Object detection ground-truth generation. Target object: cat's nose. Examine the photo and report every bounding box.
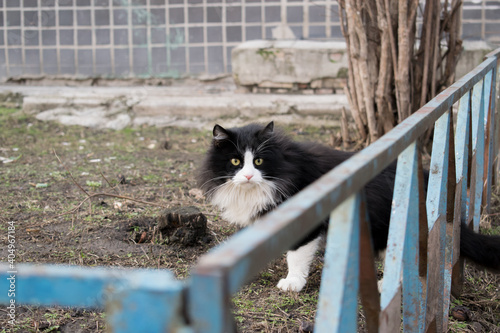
[244,175,253,180]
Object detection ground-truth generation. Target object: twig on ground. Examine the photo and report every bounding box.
[140,246,151,260]
[53,150,90,197]
[234,312,287,324]
[99,170,120,195]
[56,192,170,217]
[53,150,170,217]
[484,211,500,217]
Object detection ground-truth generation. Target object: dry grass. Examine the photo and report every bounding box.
[447,189,500,333]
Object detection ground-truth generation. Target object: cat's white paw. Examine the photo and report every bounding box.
[277,276,306,292]
[377,278,384,293]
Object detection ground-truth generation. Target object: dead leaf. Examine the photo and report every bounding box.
[188,188,204,200]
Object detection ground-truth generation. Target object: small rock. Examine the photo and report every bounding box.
[451,305,471,321]
[315,88,334,95]
[138,231,148,244]
[117,174,127,184]
[300,321,314,332]
[162,141,171,150]
[188,188,204,200]
[157,206,209,246]
[470,322,484,332]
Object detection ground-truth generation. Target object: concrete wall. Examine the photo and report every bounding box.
[0,0,499,82]
[231,39,496,93]
[232,40,348,93]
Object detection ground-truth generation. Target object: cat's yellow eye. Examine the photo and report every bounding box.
[254,158,263,166]
[231,158,241,166]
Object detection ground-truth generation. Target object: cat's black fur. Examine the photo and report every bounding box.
[199,121,500,272]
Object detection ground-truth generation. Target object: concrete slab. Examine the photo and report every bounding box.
[0,81,348,130]
[232,40,348,88]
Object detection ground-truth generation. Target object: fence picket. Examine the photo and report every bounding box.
[315,194,362,333]
[443,106,457,333]
[425,110,453,332]
[470,77,487,230]
[455,92,472,227]
[190,270,235,333]
[451,91,472,296]
[483,67,497,212]
[380,143,418,332]
[358,196,381,333]
[395,143,426,332]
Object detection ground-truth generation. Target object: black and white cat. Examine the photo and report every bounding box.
[198,121,500,292]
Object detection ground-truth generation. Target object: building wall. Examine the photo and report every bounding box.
[0,0,499,81]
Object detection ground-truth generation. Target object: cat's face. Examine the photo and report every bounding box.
[199,121,287,226]
[215,123,273,183]
[227,150,266,186]
[205,121,280,188]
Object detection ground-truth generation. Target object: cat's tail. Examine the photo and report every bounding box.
[460,222,500,272]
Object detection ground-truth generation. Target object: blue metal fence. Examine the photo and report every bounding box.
[1,48,499,332]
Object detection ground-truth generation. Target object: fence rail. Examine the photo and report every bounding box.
[1,48,499,332]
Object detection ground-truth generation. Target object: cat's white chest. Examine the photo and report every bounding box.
[211,183,276,226]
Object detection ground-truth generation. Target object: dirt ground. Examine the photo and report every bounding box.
[0,107,499,332]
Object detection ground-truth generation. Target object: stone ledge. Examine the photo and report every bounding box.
[1,85,348,130]
[232,40,348,93]
[232,39,497,94]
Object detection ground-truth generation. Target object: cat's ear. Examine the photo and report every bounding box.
[264,121,274,134]
[258,121,274,139]
[213,124,229,142]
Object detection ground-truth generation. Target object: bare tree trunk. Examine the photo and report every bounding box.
[342,0,381,143]
[339,0,463,142]
[443,0,463,87]
[418,0,436,109]
[430,0,442,99]
[375,0,396,133]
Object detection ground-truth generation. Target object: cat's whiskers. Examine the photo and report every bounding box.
[266,185,284,206]
[204,180,232,198]
[219,136,240,153]
[199,175,232,192]
[263,175,296,188]
[256,137,273,154]
[236,136,243,155]
[272,184,291,201]
[262,175,298,198]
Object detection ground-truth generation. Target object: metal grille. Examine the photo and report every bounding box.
[462,0,500,42]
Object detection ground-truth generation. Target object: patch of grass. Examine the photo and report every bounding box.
[85,180,102,188]
[448,321,469,330]
[483,224,500,236]
[0,107,18,117]
[142,173,161,182]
